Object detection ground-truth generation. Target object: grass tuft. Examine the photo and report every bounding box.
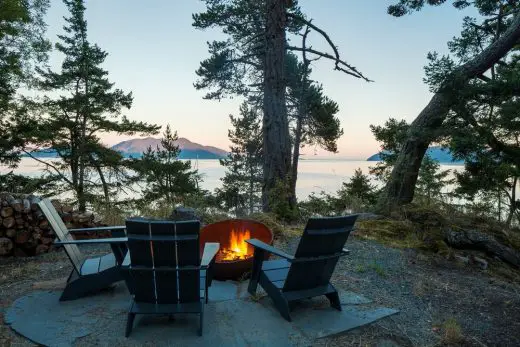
[441,317,465,345]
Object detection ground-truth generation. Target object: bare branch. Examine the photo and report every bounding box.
[288,46,372,81]
[287,13,372,82]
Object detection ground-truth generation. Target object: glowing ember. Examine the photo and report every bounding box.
[217,229,251,262]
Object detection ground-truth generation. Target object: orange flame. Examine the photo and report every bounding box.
[219,229,251,261]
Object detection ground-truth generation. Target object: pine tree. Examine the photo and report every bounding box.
[380,0,520,212]
[194,0,369,213]
[217,102,263,215]
[415,155,453,206]
[26,0,159,211]
[133,125,200,206]
[286,52,343,206]
[340,168,376,206]
[0,0,49,167]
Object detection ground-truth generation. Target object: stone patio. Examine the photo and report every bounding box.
[5,281,398,346]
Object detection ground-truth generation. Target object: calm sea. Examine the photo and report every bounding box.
[3,157,464,200]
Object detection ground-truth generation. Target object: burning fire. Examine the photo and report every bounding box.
[218,229,251,261]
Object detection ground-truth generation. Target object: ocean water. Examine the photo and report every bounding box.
[3,157,464,200]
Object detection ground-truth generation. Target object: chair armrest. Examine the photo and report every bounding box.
[200,242,220,268]
[246,239,294,261]
[68,225,126,233]
[54,237,128,245]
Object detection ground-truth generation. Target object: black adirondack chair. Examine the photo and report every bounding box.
[122,218,219,337]
[246,215,358,321]
[38,199,128,301]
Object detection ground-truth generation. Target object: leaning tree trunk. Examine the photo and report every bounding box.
[378,12,520,213]
[262,0,291,211]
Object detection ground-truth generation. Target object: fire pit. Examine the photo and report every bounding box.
[200,219,273,280]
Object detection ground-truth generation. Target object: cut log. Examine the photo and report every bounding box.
[30,196,41,211]
[61,212,73,223]
[10,198,23,212]
[40,237,54,245]
[14,230,31,244]
[443,227,520,268]
[5,229,16,238]
[13,248,27,257]
[0,237,13,256]
[39,219,49,229]
[3,217,15,229]
[1,207,13,218]
[35,244,49,255]
[23,198,31,213]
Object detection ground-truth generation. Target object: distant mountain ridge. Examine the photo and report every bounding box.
[367,146,463,164]
[23,137,228,160]
[111,137,228,159]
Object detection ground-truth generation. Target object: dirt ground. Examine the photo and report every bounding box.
[1,237,519,347]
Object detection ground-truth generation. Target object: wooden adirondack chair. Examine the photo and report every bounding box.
[246,215,358,321]
[38,199,128,301]
[122,218,219,337]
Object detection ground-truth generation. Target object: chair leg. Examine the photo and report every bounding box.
[125,313,136,337]
[248,248,265,295]
[205,284,209,304]
[198,308,204,336]
[326,291,342,311]
[276,297,292,322]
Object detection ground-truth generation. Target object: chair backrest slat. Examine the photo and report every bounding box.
[175,221,200,303]
[283,215,358,292]
[38,199,84,273]
[125,218,201,305]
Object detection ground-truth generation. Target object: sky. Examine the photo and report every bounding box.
[43,0,476,159]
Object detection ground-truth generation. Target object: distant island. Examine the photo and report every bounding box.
[23,137,229,160]
[367,146,463,164]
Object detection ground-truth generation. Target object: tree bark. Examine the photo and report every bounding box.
[378,12,520,213]
[262,0,291,211]
[289,107,304,208]
[443,227,520,268]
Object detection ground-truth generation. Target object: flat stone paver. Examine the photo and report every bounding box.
[5,281,398,346]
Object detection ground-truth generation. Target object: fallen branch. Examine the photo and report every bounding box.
[443,227,520,268]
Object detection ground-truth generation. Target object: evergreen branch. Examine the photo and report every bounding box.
[287,13,372,82]
[21,149,73,185]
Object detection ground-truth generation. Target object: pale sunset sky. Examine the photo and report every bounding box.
[43,0,475,159]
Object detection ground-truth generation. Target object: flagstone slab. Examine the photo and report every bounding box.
[5,281,398,346]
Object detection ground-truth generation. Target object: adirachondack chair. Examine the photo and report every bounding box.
[38,198,128,301]
[246,215,358,321]
[122,218,219,337]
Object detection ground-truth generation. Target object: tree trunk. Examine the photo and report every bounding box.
[378,12,520,213]
[262,0,291,211]
[506,177,517,227]
[289,108,304,208]
[91,155,110,206]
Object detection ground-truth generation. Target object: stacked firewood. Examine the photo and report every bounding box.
[0,193,100,257]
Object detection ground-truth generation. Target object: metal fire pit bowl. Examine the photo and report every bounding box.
[200,219,273,280]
